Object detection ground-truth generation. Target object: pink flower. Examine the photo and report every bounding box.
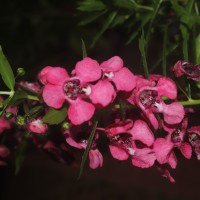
[28,119,48,134]
[0,144,10,166]
[172,60,200,81]
[101,119,156,168]
[187,126,200,159]
[153,118,192,168]
[64,125,103,169]
[19,81,41,93]
[100,56,136,92]
[128,75,184,129]
[39,57,102,125]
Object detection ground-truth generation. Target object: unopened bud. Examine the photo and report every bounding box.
[62,122,70,130]
[5,112,14,120]
[17,68,25,76]
[16,115,26,126]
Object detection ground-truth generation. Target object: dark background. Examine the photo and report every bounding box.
[1,1,200,199]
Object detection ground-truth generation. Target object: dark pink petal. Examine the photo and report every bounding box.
[75,57,101,83]
[109,145,129,160]
[89,149,103,169]
[111,67,136,92]
[162,102,185,125]
[153,138,174,164]
[157,165,175,183]
[168,152,177,169]
[143,109,159,130]
[0,145,10,158]
[131,120,154,146]
[65,137,83,149]
[89,80,116,107]
[46,67,69,85]
[0,117,11,134]
[68,98,95,125]
[132,148,156,168]
[38,66,53,85]
[157,77,177,99]
[100,56,123,72]
[172,60,184,77]
[43,84,65,109]
[180,142,192,159]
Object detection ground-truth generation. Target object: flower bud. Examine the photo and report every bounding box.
[16,115,26,126]
[17,68,25,76]
[4,112,14,120]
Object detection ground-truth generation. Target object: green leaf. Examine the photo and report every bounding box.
[139,30,149,79]
[195,34,200,64]
[77,0,106,12]
[0,95,13,118]
[0,46,15,90]
[42,107,67,125]
[78,120,98,179]
[91,11,117,47]
[15,131,30,175]
[81,39,87,58]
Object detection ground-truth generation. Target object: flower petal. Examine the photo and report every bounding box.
[42,84,65,109]
[168,152,177,169]
[132,148,156,168]
[109,145,129,160]
[157,77,177,99]
[46,67,69,85]
[100,56,123,72]
[89,149,103,169]
[111,67,136,92]
[75,57,101,82]
[68,98,95,125]
[163,102,185,125]
[180,142,192,159]
[153,138,174,164]
[131,120,154,146]
[89,80,116,107]
[38,66,53,85]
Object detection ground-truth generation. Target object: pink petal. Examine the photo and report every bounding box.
[132,148,156,168]
[163,102,185,125]
[43,84,65,109]
[168,152,177,169]
[157,165,175,183]
[68,98,95,125]
[65,137,83,149]
[38,66,53,85]
[89,149,103,169]
[89,80,116,107]
[143,109,159,130]
[111,67,136,92]
[46,67,69,85]
[172,60,184,77]
[180,142,192,159]
[100,56,123,72]
[157,77,177,99]
[0,117,11,134]
[28,119,48,134]
[153,138,174,164]
[131,120,154,146]
[109,145,129,160]
[75,57,101,83]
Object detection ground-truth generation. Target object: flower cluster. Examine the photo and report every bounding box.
[1,55,200,183]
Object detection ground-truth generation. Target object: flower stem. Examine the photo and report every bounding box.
[179,99,200,106]
[0,91,13,95]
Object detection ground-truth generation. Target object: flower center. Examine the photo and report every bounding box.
[188,133,200,148]
[182,62,200,77]
[139,90,158,109]
[111,133,134,155]
[63,79,82,100]
[171,129,182,144]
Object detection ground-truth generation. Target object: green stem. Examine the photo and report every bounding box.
[179,99,200,106]
[0,91,13,95]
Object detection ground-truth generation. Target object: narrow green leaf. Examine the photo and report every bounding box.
[0,46,15,90]
[15,131,30,175]
[0,95,13,118]
[81,39,87,58]
[77,0,106,12]
[42,107,67,125]
[78,120,98,179]
[91,11,117,47]
[195,34,200,64]
[139,30,149,79]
